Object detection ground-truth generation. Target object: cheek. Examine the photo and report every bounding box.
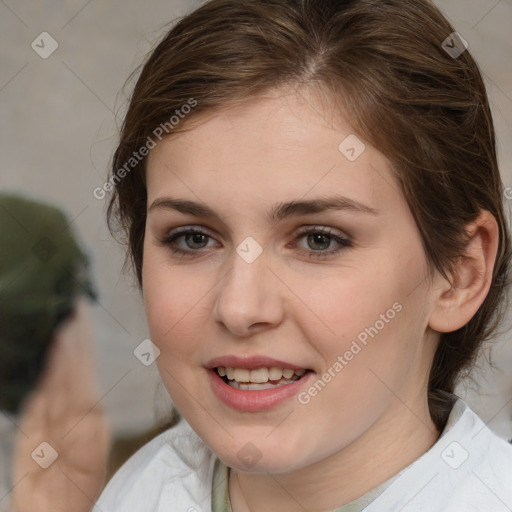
[298,265,401,343]
[142,249,207,361]
[300,251,427,379]
[142,256,212,412]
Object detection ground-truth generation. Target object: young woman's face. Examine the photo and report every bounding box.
[143,88,441,473]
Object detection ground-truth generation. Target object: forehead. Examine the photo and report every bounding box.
[145,89,402,218]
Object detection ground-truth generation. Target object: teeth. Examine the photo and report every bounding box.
[228,380,297,391]
[269,367,283,381]
[234,369,250,382]
[249,368,269,383]
[282,368,294,379]
[216,366,307,384]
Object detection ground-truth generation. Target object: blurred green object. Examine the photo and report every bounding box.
[0,193,97,413]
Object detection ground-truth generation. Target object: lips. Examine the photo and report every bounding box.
[205,355,313,412]
[205,355,309,371]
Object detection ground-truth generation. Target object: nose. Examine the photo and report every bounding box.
[212,247,285,337]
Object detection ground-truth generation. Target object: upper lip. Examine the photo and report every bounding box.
[205,355,309,371]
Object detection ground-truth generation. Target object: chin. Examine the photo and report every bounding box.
[207,436,311,474]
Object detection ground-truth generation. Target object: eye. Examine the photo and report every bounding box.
[293,226,352,259]
[160,227,219,256]
[160,225,352,259]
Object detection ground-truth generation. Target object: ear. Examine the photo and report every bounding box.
[428,210,499,333]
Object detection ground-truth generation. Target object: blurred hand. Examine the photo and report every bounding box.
[11,298,110,512]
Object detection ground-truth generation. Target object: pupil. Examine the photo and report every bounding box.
[308,234,329,250]
[187,233,207,248]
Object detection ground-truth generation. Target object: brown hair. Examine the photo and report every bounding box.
[107,0,511,429]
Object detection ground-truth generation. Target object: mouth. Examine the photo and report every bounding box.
[205,355,314,411]
[215,366,310,391]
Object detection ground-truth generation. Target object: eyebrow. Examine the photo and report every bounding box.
[148,195,379,223]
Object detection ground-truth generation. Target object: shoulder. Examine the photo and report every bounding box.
[443,409,512,511]
[367,398,512,512]
[94,418,215,512]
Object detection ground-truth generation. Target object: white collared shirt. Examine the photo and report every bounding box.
[95,398,512,511]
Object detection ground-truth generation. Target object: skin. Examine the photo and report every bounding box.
[11,298,109,512]
[142,86,498,511]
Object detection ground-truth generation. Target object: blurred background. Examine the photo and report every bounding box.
[0,0,511,469]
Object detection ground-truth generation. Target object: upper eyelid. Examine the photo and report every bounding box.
[162,224,349,240]
[162,225,217,241]
[162,225,351,249]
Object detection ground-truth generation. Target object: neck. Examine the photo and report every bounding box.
[229,396,440,512]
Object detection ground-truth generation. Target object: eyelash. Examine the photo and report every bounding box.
[160,226,352,259]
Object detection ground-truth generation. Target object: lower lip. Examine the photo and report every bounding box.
[208,369,313,412]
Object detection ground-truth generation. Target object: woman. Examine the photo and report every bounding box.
[96,0,512,510]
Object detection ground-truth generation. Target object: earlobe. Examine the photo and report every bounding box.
[428,210,499,333]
